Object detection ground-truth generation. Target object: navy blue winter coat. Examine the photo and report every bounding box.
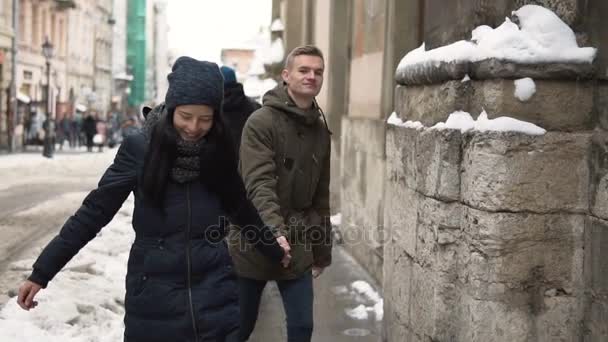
[28,131,284,341]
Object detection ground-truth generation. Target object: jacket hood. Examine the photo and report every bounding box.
[142,102,166,137]
[262,84,320,125]
[223,83,249,112]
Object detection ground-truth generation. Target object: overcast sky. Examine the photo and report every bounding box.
[167,0,272,63]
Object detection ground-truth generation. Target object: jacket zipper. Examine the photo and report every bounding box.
[186,185,200,341]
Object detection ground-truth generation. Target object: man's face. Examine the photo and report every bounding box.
[282,55,324,99]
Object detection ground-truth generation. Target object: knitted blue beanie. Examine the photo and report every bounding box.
[165,56,224,113]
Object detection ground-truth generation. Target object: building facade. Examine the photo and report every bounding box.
[17,0,71,146]
[111,0,130,112]
[0,0,14,149]
[126,0,146,108]
[151,0,168,105]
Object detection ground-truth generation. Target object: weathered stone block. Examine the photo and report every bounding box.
[415,129,462,201]
[470,79,595,131]
[395,82,473,126]
[384,173,417,257]
[408,264,435,338]
[462,207,585,299]
[585,217,608,294]
[415,195,463,270]
[383,242,413,331]
[590,131,608,220]
[386,124,418,192]
[386,125,462,201]
[462,132,591,213]
[585,300,608,342]
[595,83,608,131]
[537,296,584,342]
[461,295,533,342]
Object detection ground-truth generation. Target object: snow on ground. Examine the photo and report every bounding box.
[0,148,116,191]
[0,196,135,342]
[514,77,537,101]
[344,280,384,322]
[397,5,597,72]
[330,213,342,226]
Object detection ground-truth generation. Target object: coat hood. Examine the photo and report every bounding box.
[262,84,320,125]
[223,83,250,112]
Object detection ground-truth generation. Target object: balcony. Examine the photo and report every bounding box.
[55,0,76,10]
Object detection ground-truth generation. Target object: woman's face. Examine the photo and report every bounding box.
[173,104,214,142]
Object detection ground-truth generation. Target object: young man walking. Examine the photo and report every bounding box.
[230,45,333,342]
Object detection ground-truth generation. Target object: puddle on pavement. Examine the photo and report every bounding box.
[343,328,371,337]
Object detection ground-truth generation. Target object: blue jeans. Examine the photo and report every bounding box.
[238,273,314,342]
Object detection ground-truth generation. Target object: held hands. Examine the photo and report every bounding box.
[17,280,42,311]
[277,236,292,268]
[312,266,324,279]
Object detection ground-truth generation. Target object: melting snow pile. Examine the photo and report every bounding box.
[344,281,384,322]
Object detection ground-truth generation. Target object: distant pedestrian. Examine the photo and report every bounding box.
[220,66,261,155]
[82,113,97,152]
[95,116,107,152]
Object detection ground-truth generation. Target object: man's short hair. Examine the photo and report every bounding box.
[284,45,324,69]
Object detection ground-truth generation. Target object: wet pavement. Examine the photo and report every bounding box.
[248,246,383,342]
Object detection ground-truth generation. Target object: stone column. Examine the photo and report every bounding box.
[383,2,608,341]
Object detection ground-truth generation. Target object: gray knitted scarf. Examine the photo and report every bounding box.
[171,137,204,184]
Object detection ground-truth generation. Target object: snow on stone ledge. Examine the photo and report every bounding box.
[387,112,424,129]
[397,5,597,74]
[432,110,546,135]
[514,77,536,101]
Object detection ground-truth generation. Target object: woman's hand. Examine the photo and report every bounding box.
[277,236,292,268]
[17,280,42,311]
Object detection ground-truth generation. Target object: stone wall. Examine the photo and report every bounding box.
[384,0,608,338]
[384,120,607,341]
[340,117,386,283]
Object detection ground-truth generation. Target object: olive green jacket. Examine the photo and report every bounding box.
[228,85,332,280]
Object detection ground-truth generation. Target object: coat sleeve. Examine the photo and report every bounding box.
[239,111,287,238]
[28,133,141,288]
[216,158,285,263]
[311,141,332,268]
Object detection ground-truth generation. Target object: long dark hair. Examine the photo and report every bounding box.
[141,106,236,208]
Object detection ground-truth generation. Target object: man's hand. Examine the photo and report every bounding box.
[17,280,42,311]
[277,236,291,268]
[312,266,324,279]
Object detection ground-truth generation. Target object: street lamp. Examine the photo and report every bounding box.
[42,36,54,158]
